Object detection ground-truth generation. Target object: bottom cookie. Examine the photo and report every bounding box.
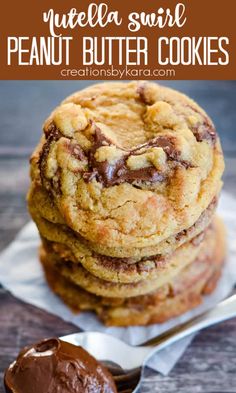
[40,219,226,326]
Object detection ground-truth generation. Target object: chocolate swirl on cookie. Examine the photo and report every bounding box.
[83,127,166,187]
[82,125,192,187]
[186,104,217,144]
[38,123,63,192]
[39,123,62,167]
[191,120,216,144]
[137,82,155,105]
[40,121,193,189]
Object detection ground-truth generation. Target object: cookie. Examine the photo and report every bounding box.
[39,217,224,298]
[28,180,218,260]
[40,217,225,326]
[31,81,224,250]
[40,220,216,284]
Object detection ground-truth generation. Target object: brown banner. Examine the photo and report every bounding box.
[0,0,235,80]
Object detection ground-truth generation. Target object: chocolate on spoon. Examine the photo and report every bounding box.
[4,337,117,393]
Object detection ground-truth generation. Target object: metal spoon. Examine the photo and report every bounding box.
[61,293,236,392]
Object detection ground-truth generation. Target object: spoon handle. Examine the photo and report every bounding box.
[143,293,236,359]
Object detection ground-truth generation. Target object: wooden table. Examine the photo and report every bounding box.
[0,81,236,392]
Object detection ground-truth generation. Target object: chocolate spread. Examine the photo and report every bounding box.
[186,104,216,144]
[4,338,117,393]
[40,114,212,189]
[192,120,216,144]
[82,125,192,187]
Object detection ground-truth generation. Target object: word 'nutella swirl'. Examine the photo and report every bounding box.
[4,338,117,393]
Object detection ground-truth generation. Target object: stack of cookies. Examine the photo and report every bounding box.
[28,81,225,326]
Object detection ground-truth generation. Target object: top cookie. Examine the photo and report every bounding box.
[35,81,224,249]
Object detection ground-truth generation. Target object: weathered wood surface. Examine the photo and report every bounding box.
[0,81,236,393]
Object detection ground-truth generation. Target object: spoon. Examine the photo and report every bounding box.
[61,293,236,392]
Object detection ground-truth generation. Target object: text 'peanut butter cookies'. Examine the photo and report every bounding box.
[35,81,224,249]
